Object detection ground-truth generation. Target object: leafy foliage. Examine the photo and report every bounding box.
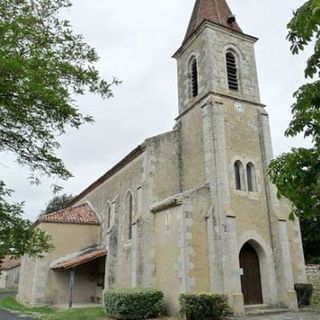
[104,288,165,320]
[287,0,320,78]
[300,213,320,263]
[179,293,230,320]
[269,148,320,220]
[42,193,73,215]
[268,0,320,262]
[0,182,53,259]
[0,0,116,258]
[0,0,117,183]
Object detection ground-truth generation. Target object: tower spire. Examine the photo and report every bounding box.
[184,0,242,42]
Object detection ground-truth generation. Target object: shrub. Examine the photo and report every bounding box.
[294,283,313,307]
[104,288,165,320]
[179,292,230,320]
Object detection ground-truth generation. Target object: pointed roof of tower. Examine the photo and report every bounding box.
[184,0,242,42]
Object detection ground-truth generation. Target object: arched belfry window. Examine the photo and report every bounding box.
[226,51,239,91]
[234,160,245,191]
[247,162,257,192]
[126,192,133,240]
[190,57,198,98]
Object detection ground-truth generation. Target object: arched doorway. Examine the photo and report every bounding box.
[239,242,263,305]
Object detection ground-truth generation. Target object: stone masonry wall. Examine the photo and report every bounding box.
[306,265,320,305]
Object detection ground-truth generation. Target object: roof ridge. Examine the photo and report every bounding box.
[213,0,221,24]
[194,0,201,32]
[42,202,88,218]
[67,144,145,208]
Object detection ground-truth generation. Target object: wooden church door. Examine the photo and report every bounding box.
[239,243,263,305]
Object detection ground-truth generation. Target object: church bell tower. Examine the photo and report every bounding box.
[173,0,306,315]
[173,0,261,115]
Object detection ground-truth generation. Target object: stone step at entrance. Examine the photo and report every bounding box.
[245,304,289,316]
[227,305,289,319]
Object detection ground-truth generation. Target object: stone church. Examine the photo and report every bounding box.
[18,0,308,316]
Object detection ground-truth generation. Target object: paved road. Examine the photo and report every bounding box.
[0,292,33,320]
[0,309,33,320]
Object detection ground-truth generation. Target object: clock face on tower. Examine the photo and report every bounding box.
[235,102,244,113]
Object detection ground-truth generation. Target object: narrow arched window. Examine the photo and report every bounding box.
[226,51,239,91]
[247,162,257,192]
[106,204,111,230]
[234,160,245,191]
[126,192,133,240]
[190,57,198,97]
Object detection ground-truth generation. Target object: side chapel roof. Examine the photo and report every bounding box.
[37,203,100,226]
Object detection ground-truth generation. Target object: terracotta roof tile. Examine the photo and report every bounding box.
[51,248,107,270]
[0,256,21,271]
[38,203,100,226]
[184,0,242,42]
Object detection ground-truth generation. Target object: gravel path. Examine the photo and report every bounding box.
[232,311,320,320]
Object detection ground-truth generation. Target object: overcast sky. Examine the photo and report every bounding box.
[1,0,311,220]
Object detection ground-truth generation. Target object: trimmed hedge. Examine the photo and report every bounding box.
[294,283,313,307]
[104,288,165,320]
[179,293,230,320]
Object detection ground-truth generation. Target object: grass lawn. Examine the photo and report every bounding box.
[45,308,106,320]
[0,297,106,320]
[0,297,177,320]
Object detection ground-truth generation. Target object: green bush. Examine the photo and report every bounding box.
[294,283,314,307]
[104,288,165,320]
[179,293,230,320]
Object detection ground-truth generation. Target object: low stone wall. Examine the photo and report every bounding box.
[306,265,320,305]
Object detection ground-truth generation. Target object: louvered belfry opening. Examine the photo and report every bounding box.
[226,52,239,91]
[191,58,198,97]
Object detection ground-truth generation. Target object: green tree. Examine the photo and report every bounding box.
[300,214,320,263]
[42,193,73,215]
[268,0,320,262]
[0,0,117,259]
[0,182,53,259]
